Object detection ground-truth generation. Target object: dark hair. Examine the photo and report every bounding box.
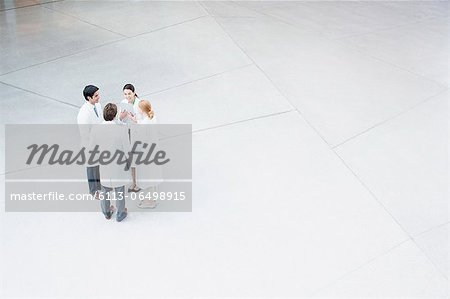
[123,83,138,98]
[83,85,99,101]
[103,103,117,121]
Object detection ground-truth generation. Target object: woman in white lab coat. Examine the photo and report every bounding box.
[121,83,141,192]
[121,83,140,120]
[131,99,161,209]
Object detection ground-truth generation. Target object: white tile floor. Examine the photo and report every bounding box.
[0,1,448,298]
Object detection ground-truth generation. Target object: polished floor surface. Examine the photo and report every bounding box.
[0,0,448,298]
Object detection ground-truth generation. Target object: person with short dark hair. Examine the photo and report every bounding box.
[103,102,117,122]
[77,85,102,198]
[90,103,130,222]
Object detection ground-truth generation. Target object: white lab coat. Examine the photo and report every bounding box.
[130,115,163,188]
[89,121,131,188]
[120,98,142,124]
[77,101,103,148]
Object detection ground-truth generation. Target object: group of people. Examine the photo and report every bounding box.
[77,84,158,222]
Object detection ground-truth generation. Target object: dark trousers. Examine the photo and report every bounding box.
[86,166,101,196]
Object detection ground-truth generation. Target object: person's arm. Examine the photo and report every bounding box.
[128,112,137,123]
[119,110,128,121]
[77,109,91,148]
[77,107,89,124]
[115,111,128,125]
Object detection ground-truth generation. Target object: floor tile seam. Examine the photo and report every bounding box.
[0,37,129,77]
[308,238,412,296]
[413,221,450,239]
[410,237,450,282]
[0,14,210,77]
[231,1,448,88]
[334,14,450,41]
[43,5,128,37]
[0,81,80,109]
[0,0,63,12]
[332,150,413,239]
[140,63,255,98]
[227,4,449,150]
[208,6,334,149]
[331,87,449,149]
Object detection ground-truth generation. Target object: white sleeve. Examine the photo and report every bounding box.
[77,108,89,125]
[77,108,90,148]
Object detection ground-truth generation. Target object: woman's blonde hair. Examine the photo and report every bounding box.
[138,99,154,119]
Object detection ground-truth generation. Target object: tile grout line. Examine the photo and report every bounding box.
[203,4,429,249]
[413,221,450,238]
[130,15,209,39]
[335,15,448,41]
[3,64,255,111]
[309,238,412,296]
[227,0,448,149]
[333,151,413,239]
[332,87,449,149]
[0,0,63,12]
[297,0,445,42]
[310,149,449,294]
[330,0,448,41]
[229,2,449,148]
[333,37,448,89]
[0,110,297,176]
[205,3,333,149]
[0,81,79,109]
[220,3,448,283]
[235,5,450,272]
[411,238,450,282]
[140,63,255,98]
[332,149,449,282]
[157,109,296,141]
[206,10,434,287]
[191,109,296,136]
[411,220,450,281]
[197,0,213,16]
[308,0,450,283]
[0,37,128,77]
[43,5,128,38]
[232,1,448,90]
[0,14,209,77]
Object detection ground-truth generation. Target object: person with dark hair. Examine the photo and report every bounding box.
[103,103,118,122]
[89,103,130,222]
[120,83,142,193]
[77,85,102,198]
[121,83,139,114]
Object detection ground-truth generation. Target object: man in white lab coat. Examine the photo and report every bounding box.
[77,85,103,198]
[77,85,127,198]
[89,103,130,222]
